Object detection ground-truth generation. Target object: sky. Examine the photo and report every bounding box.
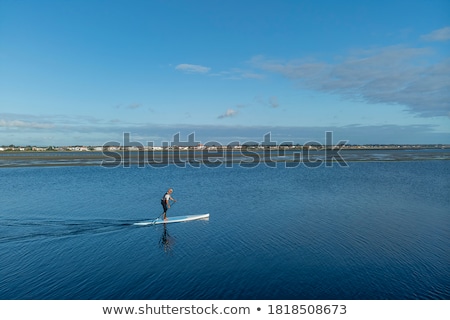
[0,0,449,146]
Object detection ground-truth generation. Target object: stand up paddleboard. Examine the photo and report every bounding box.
[134,213,210,226]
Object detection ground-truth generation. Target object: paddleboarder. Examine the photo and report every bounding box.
[161,188,176,220]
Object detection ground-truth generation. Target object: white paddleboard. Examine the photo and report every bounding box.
[134,213,209,226]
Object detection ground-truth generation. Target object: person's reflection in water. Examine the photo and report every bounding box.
[159,224,175,253]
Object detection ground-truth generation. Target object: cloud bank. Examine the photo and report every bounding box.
[251,42,450,118]
[421,26,450,42]
[1,112,449,146]
[0,119,54,129]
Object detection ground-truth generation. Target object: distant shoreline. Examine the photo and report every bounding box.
[1,144,449,153]
[0,149,449,168]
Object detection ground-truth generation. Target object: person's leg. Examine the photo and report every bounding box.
[162,201,168,219]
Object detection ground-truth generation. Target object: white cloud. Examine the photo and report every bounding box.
[218,109,238,119]
[251,45,450,117]
[175,64,211,74]
[0,119,54,129]
[421,26,450,42]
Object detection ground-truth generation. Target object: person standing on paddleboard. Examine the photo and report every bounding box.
[161,188,176,220]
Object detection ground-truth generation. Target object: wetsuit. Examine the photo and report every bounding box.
[161,192,170,213]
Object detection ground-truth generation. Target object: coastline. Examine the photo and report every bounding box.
[1,149,449,168]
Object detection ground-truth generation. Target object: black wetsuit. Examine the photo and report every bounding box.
[161,192,169,213]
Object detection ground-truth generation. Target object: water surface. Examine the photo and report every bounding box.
[1,160,449,299]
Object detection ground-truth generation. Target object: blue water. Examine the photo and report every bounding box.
[1,161,449,299]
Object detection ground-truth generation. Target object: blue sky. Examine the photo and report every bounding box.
[1,0,449,146]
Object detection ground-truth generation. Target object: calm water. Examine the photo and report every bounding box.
[0,160,449,299]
